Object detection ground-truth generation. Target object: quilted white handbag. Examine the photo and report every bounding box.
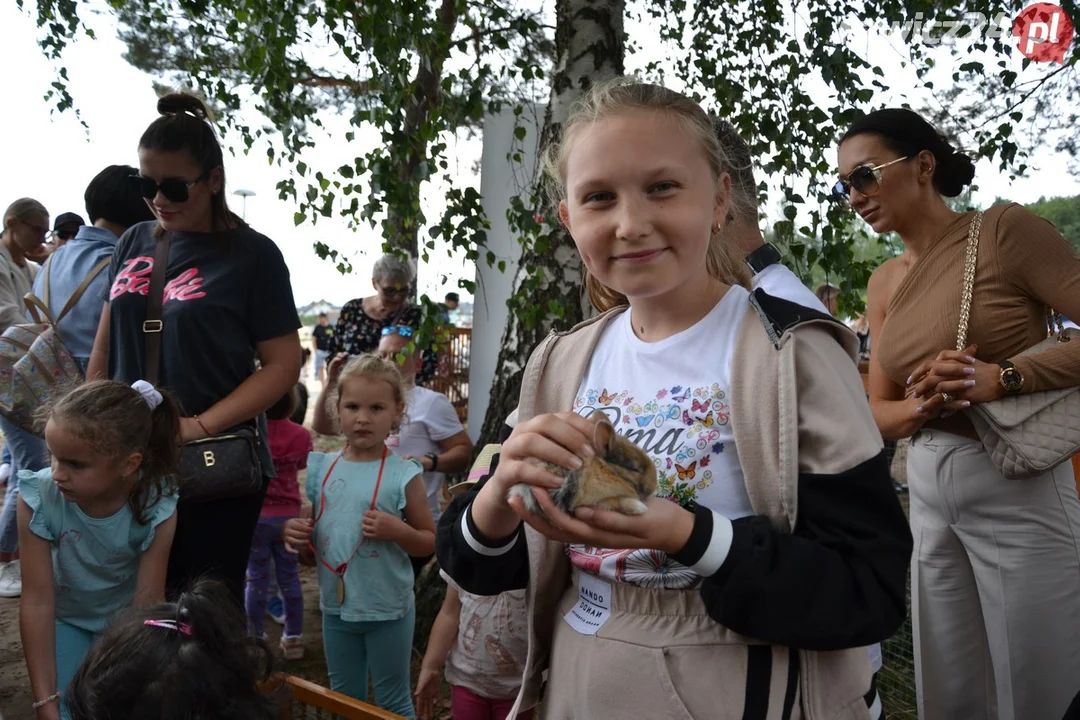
[956,212,1080,480]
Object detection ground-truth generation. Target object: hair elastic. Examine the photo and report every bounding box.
[131,380,164,410]
[144,619,192,635]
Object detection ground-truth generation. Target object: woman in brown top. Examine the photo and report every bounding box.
[837,108,1080,720]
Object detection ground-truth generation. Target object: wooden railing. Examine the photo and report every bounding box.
[262,674,406,719]
[428,326,471,423]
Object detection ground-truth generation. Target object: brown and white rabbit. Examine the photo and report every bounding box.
[507,414,657,519]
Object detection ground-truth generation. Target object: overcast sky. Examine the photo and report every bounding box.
[1,2,1076,307]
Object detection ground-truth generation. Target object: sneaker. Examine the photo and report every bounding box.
[280,635,305,660]
[266,594,286,625]
[0,560,21,598]
[0,463,10,484]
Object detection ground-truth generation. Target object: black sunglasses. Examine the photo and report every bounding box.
[50,230,77,242]
[831,156,909,204]
[132,171,209,203]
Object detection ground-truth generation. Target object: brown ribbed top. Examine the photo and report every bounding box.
[877,203,1080,393]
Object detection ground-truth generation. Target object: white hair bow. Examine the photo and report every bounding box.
[131,380,163,410]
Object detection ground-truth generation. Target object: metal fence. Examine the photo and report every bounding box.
[880,439,917,719]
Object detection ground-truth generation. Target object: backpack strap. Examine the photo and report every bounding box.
[24,294,57,326]
[55,257,111,324]
[40,254,54,309]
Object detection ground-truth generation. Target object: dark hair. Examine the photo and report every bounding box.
[318,312,328,318]
[839,108,976,197]
[43,380,181,524]
[291,383,309,425]
[65,577,277,720]
[84,165,156,228]
[712,117,758,225]
[139,93,243,232]
[267,385,299,421]
[444,292,459,303]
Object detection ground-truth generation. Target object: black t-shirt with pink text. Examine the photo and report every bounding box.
[107,221,301,474]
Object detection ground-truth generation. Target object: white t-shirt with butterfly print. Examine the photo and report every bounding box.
[568,285,755,590]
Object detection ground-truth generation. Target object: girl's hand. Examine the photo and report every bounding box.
[283,518,313,553]
[414,667,441,720]
[470,412,597,541]
[362,510,407,542]
[485,412,598,500]
[509,489,695,556]
[326,352,350,384]
[178,417,208,443]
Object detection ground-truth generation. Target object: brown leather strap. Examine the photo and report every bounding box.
[143,231,171,386]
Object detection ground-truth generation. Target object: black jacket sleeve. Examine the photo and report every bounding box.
[672,450,913,651]
[435,424,530,595]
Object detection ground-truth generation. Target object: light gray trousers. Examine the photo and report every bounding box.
[909,429,1080,720]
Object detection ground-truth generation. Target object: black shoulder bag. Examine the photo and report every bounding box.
[143,232,263,502]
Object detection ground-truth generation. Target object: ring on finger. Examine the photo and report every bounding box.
[941,392,954,405]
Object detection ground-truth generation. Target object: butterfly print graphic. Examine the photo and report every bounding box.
[675,461,696,481]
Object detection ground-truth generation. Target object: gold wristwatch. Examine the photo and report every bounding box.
[998,360,1024,394]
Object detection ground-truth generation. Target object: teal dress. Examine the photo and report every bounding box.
[305,451,424,718]
[305,451,422,621]
[19,469,177,715]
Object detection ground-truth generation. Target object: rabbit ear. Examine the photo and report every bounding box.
[592,413,615,453]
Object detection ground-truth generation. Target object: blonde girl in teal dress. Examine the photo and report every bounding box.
[286,353,435,718]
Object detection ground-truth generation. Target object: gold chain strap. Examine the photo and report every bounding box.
[957,210,1070,349]
[955,212,983,352]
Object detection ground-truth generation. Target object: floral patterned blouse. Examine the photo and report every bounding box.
[329,298,437,385]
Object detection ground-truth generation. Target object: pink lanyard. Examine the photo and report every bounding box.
[308,446,387,586]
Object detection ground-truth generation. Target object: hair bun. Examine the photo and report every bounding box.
[935,148,976,197]
[156,93,212,122]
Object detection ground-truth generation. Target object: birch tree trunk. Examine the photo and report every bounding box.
[478,0,625,445]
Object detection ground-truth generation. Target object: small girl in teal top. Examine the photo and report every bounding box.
[18,379,182,720]
[286,353,435,718]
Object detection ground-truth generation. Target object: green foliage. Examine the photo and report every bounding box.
[1025,194,1080,251]
[20,0,1078,325]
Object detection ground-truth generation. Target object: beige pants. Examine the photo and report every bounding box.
[540,570,870,720]
[909,430,1080,720]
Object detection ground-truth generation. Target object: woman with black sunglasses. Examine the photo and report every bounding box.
[86,93,302,607]
[837,108,1080,720]
[327,253,438,385]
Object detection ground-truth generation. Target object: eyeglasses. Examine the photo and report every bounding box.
[831,156,910,204]
[381,325,415,338]
[18,220,49,238]
[132,171,209,203]
[378,285,410,299]
[50,230,77,242]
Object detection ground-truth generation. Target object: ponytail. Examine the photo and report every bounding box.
[129,390,182,524]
